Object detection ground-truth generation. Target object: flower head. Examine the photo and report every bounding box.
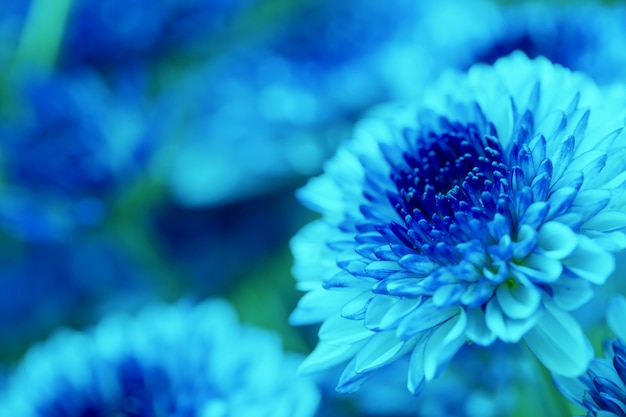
[0,237,151,359]
[290,53,626,394]
[0,299,320,417]
[0,71,162,240]
[59,0,258,68]
[555,295,626,417]
[472,2,626,86]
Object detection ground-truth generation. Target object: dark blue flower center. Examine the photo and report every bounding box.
[385,117,511,263]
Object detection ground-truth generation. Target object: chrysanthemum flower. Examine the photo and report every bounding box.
[57,0,258,68]
[472,1,626,86]
[0,299,319,417]
[0,71,161,240]
[290,52,626,394]
[555,295,626,417]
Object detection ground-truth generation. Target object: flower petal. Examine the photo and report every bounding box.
[396,300,458,340]
[465,307,496,346]
[563,236,614,285]
[524,302,593,377]
[423,310,467,380]
[355,331,408,373]
[511,253,562,284]
[298,341,364,375]
[318,315,374,345]
[550,277,593,311]
[496,283,542,320]
[537,221,577,259]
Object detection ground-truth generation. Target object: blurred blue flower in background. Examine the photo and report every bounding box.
[472,1,626,86]
[290,53,626,394]
[162,0,506,207]
[1,70,162,240]
[0,299,320,417]
[0,237,152,361]
[60,0,256,68]
[339,341,534,417]
[555,295,626,417]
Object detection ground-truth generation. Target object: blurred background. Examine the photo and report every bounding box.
[1,0,626,415]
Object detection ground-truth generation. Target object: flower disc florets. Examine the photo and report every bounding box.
[290,52,626,394]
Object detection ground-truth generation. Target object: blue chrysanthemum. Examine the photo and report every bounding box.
[57,0,257,68]
[473,1,626,86]
[290,52,626,394]
[0,299,320,417]
[555,295,626,417]
[0,237,152,359]
[0,70,161,240]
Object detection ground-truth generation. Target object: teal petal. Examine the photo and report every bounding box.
[524,302,592,377]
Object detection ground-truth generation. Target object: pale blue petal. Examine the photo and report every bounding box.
[511,253,562,283]
[563,236,614,285]
[485,297,541,343]
[524,303,593,377]
[583,211,626,232]
[378,296,421,330]
[407,342,426,395]
[551,135,575,182]
[354,331,408,373]
[465,307,497,346]
[496,283,542,320]
[291,287,361,325]
[537,221,577,259]
[397,300,458,340]
[365,260,403,279]
[298,341,365,375]
[552,372,587,407]
[512,224,537,260]
[550,277,593,311]
[519,201,549,229]
[318,315,374,345]
[365,295,400,330]
[341,290,374,321]
[336,356,371,394]
[572,189,611,222]
[423,310,467,380]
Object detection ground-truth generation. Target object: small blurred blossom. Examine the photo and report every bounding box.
[0,299,320,417]
[336,342,532,417]
[0,70,163,240]
[150,188,310,295]
[290,53,626,394]
[471,1,626,86]
[0,237,152,360]
[555,295,626,417]
[57,0,259,69]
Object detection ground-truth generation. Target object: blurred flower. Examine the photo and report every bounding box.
[342,342,532,417]
[55,0,259,69]
[150,187,310,295]
[472,1,626,85]
[290,53,626,394]
[0,299,320,417]
[163,0,504,207]
[0,70,162,241]
[0,237,152,359]
[555,295,626,417]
